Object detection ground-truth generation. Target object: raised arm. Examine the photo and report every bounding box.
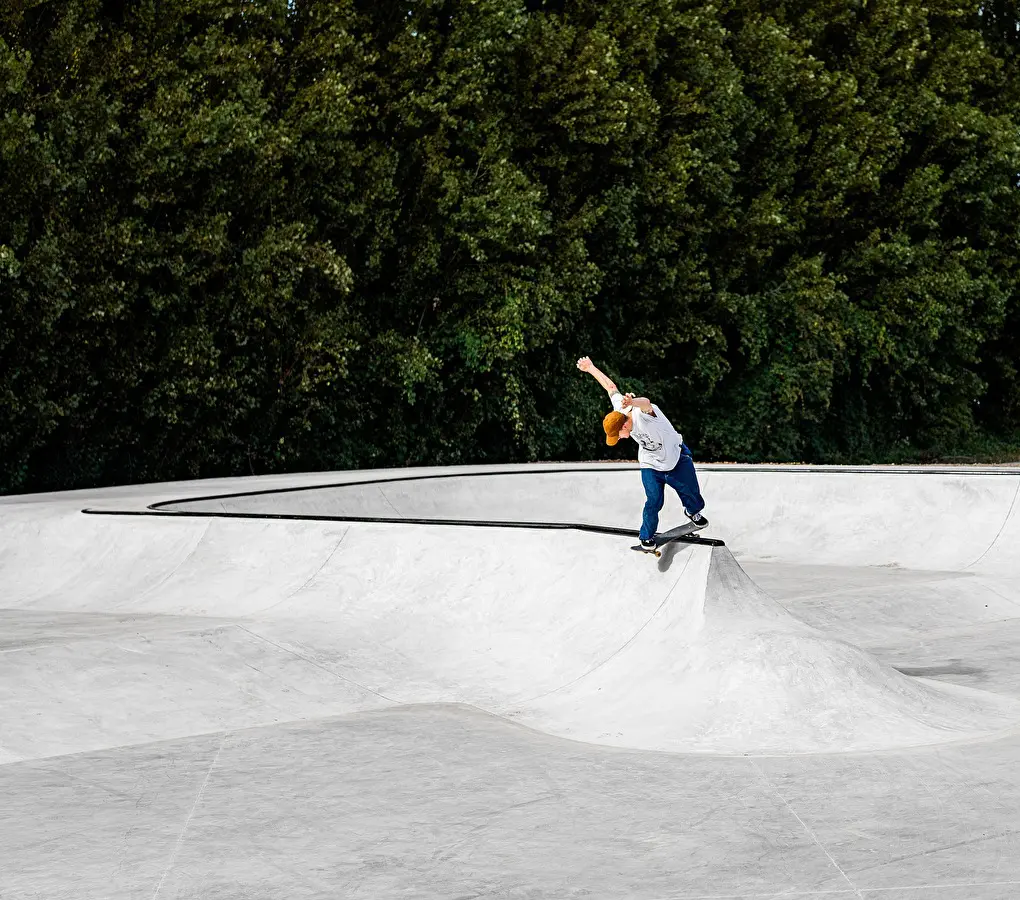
[576,356,618,397]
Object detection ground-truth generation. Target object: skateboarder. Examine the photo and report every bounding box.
[577,356,708,550]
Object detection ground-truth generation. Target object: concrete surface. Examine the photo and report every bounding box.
[2,463,1020,898]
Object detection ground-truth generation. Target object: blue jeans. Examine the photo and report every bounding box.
[639,444,705,540]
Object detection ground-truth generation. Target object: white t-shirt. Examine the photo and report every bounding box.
[611,392,683,471]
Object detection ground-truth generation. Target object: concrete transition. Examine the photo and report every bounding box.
[6,463,1020,900]
[2,464,1019,760]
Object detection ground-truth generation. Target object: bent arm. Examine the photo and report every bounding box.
[623,394,655,415]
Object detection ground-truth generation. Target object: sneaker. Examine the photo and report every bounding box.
[640,538,657,550]
[687,512,709,529]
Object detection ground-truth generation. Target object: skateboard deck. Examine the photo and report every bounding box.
[631,521,725,557]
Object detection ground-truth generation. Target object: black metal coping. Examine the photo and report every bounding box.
[80,505,644,539]
[77,462,1019,540]
[99,462,1020,511]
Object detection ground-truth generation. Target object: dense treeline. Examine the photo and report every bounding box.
[2,0,1019,493]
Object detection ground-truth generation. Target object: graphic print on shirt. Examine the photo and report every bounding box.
[636,434,663,454]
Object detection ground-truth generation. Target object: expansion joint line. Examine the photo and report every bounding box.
[255,528,350,615]
[152,736,226,899]
[517,549,697,704]
[749,758,864,900]
[233,624,401,705]
[964,475,1020,570]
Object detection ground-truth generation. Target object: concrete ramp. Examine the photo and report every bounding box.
[0,512,714,759]
[6,465,1020,900]
[521,548,1020,754]
[2,490,1018,760]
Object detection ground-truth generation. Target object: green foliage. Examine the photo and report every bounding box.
[2,0,1020,493]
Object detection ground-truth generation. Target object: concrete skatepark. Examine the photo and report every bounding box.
[2,462,1020,898]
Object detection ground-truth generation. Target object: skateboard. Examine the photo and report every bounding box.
[631,521,726,557]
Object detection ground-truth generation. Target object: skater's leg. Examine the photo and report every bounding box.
[640,468,666,541]
[665,452,705,517]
